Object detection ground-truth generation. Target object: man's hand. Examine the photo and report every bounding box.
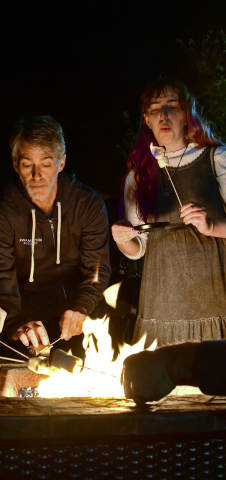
[122,350,175,404]
[10,321,50,348]
[60,310,86,341]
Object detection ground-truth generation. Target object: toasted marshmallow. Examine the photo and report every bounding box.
[150,143,169,168]
[156,153,169,168]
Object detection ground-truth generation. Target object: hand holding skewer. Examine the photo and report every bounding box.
[150,143,182,207]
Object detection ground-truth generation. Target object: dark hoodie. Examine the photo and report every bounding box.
[0,172,111,337]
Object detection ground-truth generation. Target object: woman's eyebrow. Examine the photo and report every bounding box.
[150,98,179,105]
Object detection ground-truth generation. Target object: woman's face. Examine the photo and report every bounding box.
[143,91,187,152]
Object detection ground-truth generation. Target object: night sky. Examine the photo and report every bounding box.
[0,0,225,194]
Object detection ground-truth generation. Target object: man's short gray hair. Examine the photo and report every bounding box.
[9,115,66,165]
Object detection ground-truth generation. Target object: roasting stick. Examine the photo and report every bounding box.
[81,365,119,379]
[40,343,120,377]
[0,356,25,363]
[0,340,29,359]
[0,307,30,360]
[150,144,182,207]
[39,337,62,354]
[163,169,182,207]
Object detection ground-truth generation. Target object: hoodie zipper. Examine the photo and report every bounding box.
[49,219,55,247]
[49,219,66,299]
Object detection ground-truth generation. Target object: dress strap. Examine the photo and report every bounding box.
[210,146,217,178]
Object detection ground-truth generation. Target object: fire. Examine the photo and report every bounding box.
[38,315,156,399]
[38,280,156,399]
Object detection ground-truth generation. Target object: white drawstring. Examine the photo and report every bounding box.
[29,202,61,282]
[29,209,36,282]
[56,202,61,264]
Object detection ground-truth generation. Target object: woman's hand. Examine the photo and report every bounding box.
[180,202,213,236]
[111,219,140,245]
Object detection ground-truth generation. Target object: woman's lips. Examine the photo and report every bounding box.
[160,125,171,131]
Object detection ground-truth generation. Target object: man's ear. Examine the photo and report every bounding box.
[59,154,66,172]
[12,158,19,173]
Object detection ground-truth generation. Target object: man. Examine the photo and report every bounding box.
[0,115,111,355]
[122,340,226,404]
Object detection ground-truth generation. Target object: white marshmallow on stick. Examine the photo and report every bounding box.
[150,143,182,207]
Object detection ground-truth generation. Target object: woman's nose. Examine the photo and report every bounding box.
[160,106,168,119]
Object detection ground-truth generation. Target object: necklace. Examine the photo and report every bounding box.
[162,145,188,197]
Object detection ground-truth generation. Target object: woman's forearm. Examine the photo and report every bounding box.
[117,236,141,256]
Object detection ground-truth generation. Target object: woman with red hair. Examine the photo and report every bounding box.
[112,77,226,348]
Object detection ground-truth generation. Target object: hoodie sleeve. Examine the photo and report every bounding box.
[68,192,111,316]
[0,211,28,336]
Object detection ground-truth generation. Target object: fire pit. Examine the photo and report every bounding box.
[1,307,226,478]
[1,356,226,479]
[0,390,226,479]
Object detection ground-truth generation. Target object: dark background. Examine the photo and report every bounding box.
[0,0,225,195]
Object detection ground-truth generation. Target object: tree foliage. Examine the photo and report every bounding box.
[116,111,138,162]
[117,31,226,164]
[177,30,226,142]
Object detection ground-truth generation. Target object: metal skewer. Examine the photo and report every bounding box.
[0,340,29,360]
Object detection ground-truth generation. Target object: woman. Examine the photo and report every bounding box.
[112,77,226,348]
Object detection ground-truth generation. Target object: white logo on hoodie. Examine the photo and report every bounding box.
[19,238,42,245]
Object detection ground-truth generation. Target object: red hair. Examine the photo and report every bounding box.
[121,77,221,223]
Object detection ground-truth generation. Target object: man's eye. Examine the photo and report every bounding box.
[23,164,31,168]
[150,109,159,114]
[43,164,51,168]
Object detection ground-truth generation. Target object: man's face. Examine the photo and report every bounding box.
[13,143,65,202]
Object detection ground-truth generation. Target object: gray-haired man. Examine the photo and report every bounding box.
[0,116,110,354]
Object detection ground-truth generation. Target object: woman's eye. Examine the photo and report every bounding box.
[150,109,159,114]
[43,164,51,168]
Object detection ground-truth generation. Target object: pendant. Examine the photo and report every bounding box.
[163,190,170,197]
